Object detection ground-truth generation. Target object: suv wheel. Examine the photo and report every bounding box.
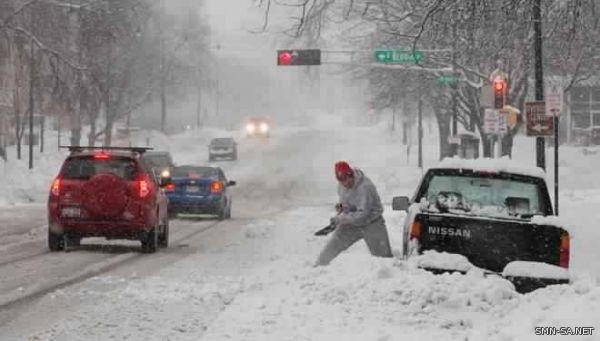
[48,230,65,251]
[158,219,169,248]
[217,207,226,220]
[141,224,158,253]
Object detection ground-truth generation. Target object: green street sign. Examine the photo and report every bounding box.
[437,75,458,85]
[374,49,423,64]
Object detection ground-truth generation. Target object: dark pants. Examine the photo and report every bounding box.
[315,218,392,266]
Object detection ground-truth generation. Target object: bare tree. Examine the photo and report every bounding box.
[258,0,600,157]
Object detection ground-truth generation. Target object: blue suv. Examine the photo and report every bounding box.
[165,165,235,220]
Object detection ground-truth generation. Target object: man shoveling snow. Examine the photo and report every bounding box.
[315,161,393,266]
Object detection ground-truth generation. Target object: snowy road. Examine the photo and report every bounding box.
[0,121,599,340]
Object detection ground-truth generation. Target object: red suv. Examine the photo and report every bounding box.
[48,147,170,253]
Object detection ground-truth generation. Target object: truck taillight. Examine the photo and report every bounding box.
[50,178,61,196]
[165,183,175,191]
[559,232,570,268]
[210,181,223,194]
[410,220,421,240]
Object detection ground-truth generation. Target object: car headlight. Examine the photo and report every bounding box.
[259,122,269,133]
[246,123,256,134]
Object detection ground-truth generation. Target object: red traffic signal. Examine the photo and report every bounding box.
[277,49,321,66]
[494,80,505,92]
[278,51,293,65]
[493,77,507,109]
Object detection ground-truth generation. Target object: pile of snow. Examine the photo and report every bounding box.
[410,250,476,273]
[503,261,570,280]
[0,141,67,205]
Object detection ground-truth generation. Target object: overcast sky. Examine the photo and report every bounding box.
[156,1,368,130]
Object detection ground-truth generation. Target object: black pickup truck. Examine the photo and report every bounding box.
[392,163,570,293]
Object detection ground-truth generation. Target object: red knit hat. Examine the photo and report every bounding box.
[335,161,353,181]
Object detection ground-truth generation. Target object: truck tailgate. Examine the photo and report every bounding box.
[417,213,566,273]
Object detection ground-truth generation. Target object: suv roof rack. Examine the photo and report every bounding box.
[60,146,154,154]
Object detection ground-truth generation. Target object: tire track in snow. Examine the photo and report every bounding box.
[0,219,223,317]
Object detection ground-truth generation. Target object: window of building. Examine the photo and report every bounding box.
[572,87,590,102]
[572,112,591,129]
[593,113,600,127]
[591,87,600,102]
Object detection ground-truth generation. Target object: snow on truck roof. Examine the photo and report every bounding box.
[434,157,546,179]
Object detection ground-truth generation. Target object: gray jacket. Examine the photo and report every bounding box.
[336,168,385,227]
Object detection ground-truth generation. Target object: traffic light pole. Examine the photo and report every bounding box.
[533,0,545,171]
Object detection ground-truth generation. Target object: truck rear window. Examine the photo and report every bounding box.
[422,175,546,217]
[61,156,138,180]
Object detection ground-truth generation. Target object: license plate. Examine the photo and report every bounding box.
[61,207,81,218]
[186,186,200,193]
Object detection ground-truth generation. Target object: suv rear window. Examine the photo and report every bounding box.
[172,166,217,178]
[211,138,234,146]
[61,156,138,180]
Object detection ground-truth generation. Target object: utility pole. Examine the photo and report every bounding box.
[533,0,545,170]
[74,0,83,147]
[39,115,44,153]
[57,116,61,151]
[215,43,220,119]
[159,0,167,133]
[418,91,423,169]
[451,25,458,139]
[28,10,35,169]
[105,37,111,147]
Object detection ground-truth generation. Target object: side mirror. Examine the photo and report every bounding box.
[392,196,410,211]
[227,180,236,187]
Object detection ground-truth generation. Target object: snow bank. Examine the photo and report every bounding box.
[410,250,475,273]
[503,261,570,280]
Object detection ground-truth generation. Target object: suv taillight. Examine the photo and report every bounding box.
[50,178,61,197]
[210,181,223,194]
[559,232,570,268]
[137,178,151,198]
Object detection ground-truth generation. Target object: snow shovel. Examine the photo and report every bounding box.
[314,223,336,236]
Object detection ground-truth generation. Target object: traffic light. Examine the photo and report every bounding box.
[493,77,507,109]
[277,49,321,66]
